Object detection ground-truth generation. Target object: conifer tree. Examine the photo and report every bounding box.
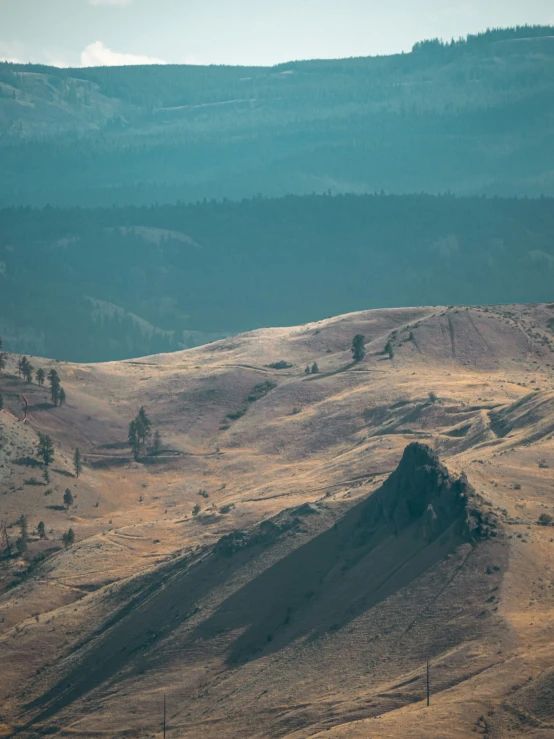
[37,521,46,539]
[62,528,75,548]
[59,387,66,406]
[16,514,28,556]
[36,368,46,386]
[22,358,34,383]
[0,519,11,557]
[48,369,61,406]
[136,407,151,448]
[73,447,83,478]
[63,488,74,509]
[352,334,366,362]
[128,407,154,460]
[37,433,55,466]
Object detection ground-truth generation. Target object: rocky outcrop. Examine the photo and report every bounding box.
[357,442,495,543]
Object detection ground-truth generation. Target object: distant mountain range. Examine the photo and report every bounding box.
[1,26,554,207]
[1,193,553,361]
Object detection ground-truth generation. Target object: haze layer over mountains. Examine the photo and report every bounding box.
[1,26,554,208]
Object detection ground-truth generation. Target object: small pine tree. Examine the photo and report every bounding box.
[37,521,46,539]
[129,407,152,460]
[0,518,12,557]
[36,367,46,386]
[63,488,74,509]
[73,447,83,478]
[58,387,66,406]
[305,365,311,375]
[62,528,75,548]
[22,358,34,383]
[48,369,61,406]
[16,514,28,556]
[136,407,151,448]
[311,362,319,374]
[352,334,366,362]
[43,467,50,485]
[37,434,55,466]
[192,504,201,517]
[384,341,395,360]
[16,535,27,556]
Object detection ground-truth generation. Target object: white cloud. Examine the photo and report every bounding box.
[80,41,166,67]
[89,0,134,5]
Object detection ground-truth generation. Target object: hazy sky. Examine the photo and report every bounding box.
[2,0,554,68]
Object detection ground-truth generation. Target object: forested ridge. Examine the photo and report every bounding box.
[1,193,553,361]
[0,26,554,206]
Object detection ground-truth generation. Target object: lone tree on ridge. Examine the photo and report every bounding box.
[352,334,366,362]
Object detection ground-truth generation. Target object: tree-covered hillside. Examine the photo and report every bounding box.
[0,26,554,206]
[1,192,553,361]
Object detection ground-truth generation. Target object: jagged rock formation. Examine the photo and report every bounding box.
[359,442,496,543]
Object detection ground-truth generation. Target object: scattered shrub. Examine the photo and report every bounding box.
[226,407,247,420]
[247,380,277,402]
[62,528,75,548]
[267,361,293,370]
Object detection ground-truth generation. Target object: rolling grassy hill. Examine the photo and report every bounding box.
[1,302,554,737]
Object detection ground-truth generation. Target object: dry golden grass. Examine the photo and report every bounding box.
[1,303,554,738]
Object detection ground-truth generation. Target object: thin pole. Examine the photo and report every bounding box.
[426,661,430,707]
[163,694,166,739]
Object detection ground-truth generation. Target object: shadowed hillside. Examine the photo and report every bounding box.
[2,302,554,737]
[21,444,504,734]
